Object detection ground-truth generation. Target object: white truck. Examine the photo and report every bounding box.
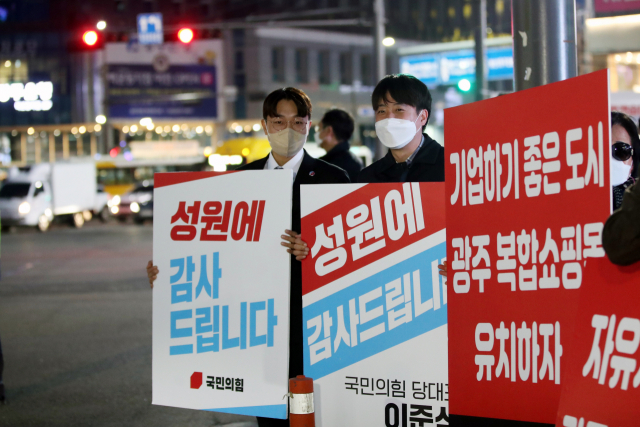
[0,162,102,232]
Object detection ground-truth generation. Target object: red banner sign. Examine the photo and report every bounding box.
[445,70,612,425]
[595,0,640,14]
[555,259,640,427]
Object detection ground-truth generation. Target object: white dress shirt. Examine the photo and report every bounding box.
[264,149,304,182]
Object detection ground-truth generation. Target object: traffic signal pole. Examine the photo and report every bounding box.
[373,0,387,161]
[511,0,578,91]
[473,0,487,102]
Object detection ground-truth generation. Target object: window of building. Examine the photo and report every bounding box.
[172,0,183,16]
[235,51,244,72]
[272,47,285,82]
[295,49,308,83]
[200,1,212,17]
[319,50,331,85]
[339,52,352,85]
[232,29,245,48]
[143,0,155,12]
[361,54,373,86]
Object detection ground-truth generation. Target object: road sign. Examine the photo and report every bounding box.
[137,13,163,45]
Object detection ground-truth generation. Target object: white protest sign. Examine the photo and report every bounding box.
[301,182,448,426]
[152,170,292,419]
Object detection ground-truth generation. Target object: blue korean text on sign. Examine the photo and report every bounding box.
[137,13,164,45]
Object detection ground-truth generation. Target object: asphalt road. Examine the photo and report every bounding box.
[0,221,257,427]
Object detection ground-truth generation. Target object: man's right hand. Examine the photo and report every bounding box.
[147,260,159,288]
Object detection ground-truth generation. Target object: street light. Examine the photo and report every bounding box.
[97,21,107,30]
[382,37,395,47]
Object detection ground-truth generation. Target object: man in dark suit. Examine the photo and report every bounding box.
[317,109,363,182]
[145,88,349,426]
[237,88,348,427]
[358,74,444,183]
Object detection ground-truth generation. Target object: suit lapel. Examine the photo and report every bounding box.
[248,155,268,170]
[295,150,317,186]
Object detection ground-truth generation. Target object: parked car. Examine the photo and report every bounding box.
[110,180,153,223]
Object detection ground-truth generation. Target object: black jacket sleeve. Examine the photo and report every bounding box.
[603,183,640,266]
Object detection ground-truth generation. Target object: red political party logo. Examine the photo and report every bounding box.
[191,372,203,389]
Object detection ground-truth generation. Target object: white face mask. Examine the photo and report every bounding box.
[611,157,632,186]
[266,127,308,158]
[375,115,421,149]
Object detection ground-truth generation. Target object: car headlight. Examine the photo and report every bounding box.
[112,195,121,206]
[18,201,31,214]
[111,206,119,214]
[130,202,140,213]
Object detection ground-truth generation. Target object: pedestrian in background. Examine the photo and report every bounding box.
[316,109,363,182]
[610,111,639,210]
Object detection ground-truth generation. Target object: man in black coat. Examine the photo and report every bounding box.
[358,74,444,184]
[317,109,363,182]
[240,88,349,427]
[147,88,349,427]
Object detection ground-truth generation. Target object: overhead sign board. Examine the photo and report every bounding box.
[400,46,514,88]
[137,13,164,45]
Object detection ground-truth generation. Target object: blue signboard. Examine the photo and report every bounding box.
[107,64,217,120]
[137,13,164,45]
[400,46,514,87]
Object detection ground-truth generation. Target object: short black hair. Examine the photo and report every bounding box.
[371,74,432,129]
[263,87,312,120]
[320,109,354,143]
[611,110,640,179]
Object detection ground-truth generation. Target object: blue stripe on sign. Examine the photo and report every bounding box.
[205,404,288,419]
[303,242,447,380]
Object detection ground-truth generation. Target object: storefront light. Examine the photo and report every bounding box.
[122,126,129,133]
[130,125,138,132]
[243,125,251,133]
[96,115,107,124]
[615,54,621,62]
[155,127,162,134]
[196,126,204,134]
[235,125,243,133]
[172,124,180,132]
[79,126,86,134]
[164,125,170,132]
[252,123,261,131]
[4,61,9,67]
[53,129,60,136]
[94,124,102,132]
[27,127,35,135]
[146,123,154,131]
[71,127,78,134]
[180,124,188,131]
[205,125,213,133]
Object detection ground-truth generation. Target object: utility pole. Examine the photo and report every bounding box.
[373,0,386,160]
[512,0,577,91]
[473,0,487,102]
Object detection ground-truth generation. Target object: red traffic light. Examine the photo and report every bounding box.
[83,30,99,46]
[178,28,194,44]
